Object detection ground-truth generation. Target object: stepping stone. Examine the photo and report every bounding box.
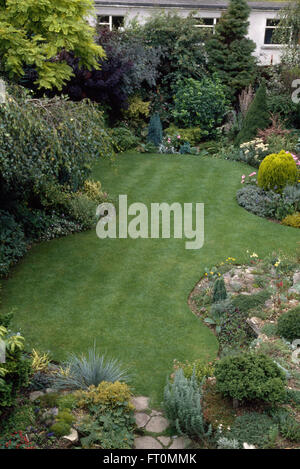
[169,436,190,449]
[158,436,171,447]
[131,396,150,411]
[134,436,162,449]
[150,409,162,417]
[145,416,169,433]
[134,412,150,428]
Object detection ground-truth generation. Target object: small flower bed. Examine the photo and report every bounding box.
[0,431,36,449]
[236,149,300,226]
[158,134,199,155]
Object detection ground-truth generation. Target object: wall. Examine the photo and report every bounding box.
[92,5,284,65]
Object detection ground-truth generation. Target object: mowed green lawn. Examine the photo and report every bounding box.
[1,153,299,404]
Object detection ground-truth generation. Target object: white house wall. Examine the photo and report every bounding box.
[92,5,284,65]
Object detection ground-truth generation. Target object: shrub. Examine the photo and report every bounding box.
[0,0,104,91]
[215,352,286,403]
[219,308,254,350]
[179,142,192,155]
[258,150,298,193]
[29,371,54,392]
[0,83,114,275]
[0,325,31,410]
[172,77,227,136]
[165,125,203,146]
[37,392,60,409]
[281,212,300,228]
[0,211,27,277]
[78,405,135,449]
[238,138,270,167]
[204,301,232,334]
[213,277,227,303]
[110,127,139,153]
[83,180,104,204]
[206,0,257,102]
[76,382,134,449]
[49,421,71,438]
[0,404,36,437]
[231,290,271,314]
[164,368,212,439]
[51,347,130,391]
[57,394,77,411]
[286,388,300,406]
[56,409,75,426]
[128,12,207,111]
[66,194,96,230]
[236,185,295,221]
[0,84,113,192]
[228,412,278,448]
[235,83,270,145]
[147,113,163,146]
[282,184,300,212]
[277,307,300,341]
[75,381,133,410]
[58,30,160,120]
[267,93,300,128]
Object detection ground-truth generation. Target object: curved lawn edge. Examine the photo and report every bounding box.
[1,153,299,405]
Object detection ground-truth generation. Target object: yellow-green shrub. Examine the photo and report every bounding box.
[123,95,150,120]
[257,150,298,193]
[165,125,203,146]
[281,212,300,228]
[83,180,103,203]
[75,381,133,410]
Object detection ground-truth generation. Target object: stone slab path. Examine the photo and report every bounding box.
[131,396,191,449]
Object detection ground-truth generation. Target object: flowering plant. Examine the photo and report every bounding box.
[158,134,192,154]
[0,431,36,449]
[241,171,257,185]
[239,138,270,167]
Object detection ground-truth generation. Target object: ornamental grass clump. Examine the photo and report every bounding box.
[164,368,212,440]
[257,150,298,193]
[51,346,130,391]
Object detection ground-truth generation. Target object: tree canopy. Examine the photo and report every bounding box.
[0,0,105,89]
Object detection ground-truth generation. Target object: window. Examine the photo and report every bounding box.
[264,19,281,45]
[97,15,124,31]
[194,17,219,35]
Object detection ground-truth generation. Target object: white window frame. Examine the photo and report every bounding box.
[97,15,124,31]
[264,18,281,45]
[194,17,219,33]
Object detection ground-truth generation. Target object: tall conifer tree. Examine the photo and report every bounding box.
[206,0,257,102]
